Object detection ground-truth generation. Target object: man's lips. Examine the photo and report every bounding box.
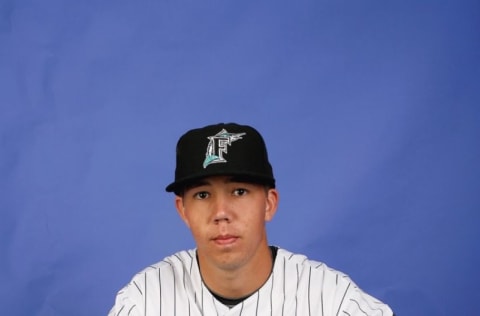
[212,235,238,245]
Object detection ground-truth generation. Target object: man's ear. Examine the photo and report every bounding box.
[264,188,279,222]
[175,196,191,228]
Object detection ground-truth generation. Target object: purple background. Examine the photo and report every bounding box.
[1,0,479,315]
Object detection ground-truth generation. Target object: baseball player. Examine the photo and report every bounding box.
[109,123,394,316]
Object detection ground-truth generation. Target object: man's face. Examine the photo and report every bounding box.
[175,175,278,272]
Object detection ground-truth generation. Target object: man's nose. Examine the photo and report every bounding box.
[212,195,231,223]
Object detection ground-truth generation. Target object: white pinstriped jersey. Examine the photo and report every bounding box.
[109,248,393,316]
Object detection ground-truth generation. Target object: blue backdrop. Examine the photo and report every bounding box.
[1,1,479,315]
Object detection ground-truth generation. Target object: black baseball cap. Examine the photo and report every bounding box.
[165,123,275,194]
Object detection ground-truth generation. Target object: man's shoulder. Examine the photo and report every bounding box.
[132,249,197,278]
[275,247,352,279]
[154,248,196,267]
[276,247,328,268]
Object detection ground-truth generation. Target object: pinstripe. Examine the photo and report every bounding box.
[188,248,194,310]
[335,282,351,316]
[133,281,142,295]
[201,277,204,312]
[211,295,220,316]
[178,255,190,316]
[307,266,312,316]
[189,253,194,274]
[144,273,147,315]
[321,267,325,316]
[172,250,188,314]
[158,267,162,316]
[295,264,299,316]
[161,261,176,315]
[115,305,124,316]
[171,263,176,315]
[211,296,215,314]
[357,293,386,315]
[349,299,368,315]
[183,266,187,292]
[270,267,274,316]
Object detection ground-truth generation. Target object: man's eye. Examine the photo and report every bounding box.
[194,191,209,199]
[233,188,248,196]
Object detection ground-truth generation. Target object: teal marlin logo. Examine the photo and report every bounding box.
[203,129,246,168]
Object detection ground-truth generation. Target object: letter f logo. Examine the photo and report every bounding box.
[203,129,246,168]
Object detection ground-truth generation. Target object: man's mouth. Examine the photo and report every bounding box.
[212,235,238,246]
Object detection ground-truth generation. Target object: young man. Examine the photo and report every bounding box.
[109,123,394,316]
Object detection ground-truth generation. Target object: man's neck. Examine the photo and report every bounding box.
[210,246,279,307]
[197,245,276,300]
